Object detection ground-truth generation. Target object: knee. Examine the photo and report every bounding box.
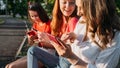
[27,46,37,55]
[5,64,9,68]
[5,63,17,68]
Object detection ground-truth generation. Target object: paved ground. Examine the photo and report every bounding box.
[0,15,28,67]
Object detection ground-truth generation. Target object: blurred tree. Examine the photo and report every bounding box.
[28,0,54,18]
[42,0,54,18]
[2,0,120,18]
[3,0,28,18]
[17,0,28,19]
[115,0,120,16]
[116,0,120,9]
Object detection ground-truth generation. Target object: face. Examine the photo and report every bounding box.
[29,10,41,23]
[75,0,84,16]
[76,0,86,22]
[59,0,75,17]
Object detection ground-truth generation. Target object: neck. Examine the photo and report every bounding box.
[64,16,70,23]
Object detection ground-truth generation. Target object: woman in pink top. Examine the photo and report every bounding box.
[27,0,79,68]
[50,0,79,37]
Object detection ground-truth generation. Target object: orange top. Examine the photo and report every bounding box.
[32,20,51,33]
[32,20,51,47]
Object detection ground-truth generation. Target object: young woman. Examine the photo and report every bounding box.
[27,0,79,68]
[5,2,51,68]
[50,0,120,68]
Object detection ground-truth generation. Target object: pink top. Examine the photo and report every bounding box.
[60,17,78,36]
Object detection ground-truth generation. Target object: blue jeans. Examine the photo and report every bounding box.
[27,46,71,68]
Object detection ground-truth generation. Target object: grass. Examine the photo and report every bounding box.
[0,19,4,24]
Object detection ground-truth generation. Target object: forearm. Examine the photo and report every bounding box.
[40,42,54,49]
[67,53,87,68]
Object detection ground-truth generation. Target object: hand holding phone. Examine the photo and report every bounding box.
[27,30,38,39]
[51,37,72,58]
[46,33,58,43]
[55,37,66,46]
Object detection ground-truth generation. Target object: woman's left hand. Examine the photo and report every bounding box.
[37,32,51,45]
[50,38,87,68]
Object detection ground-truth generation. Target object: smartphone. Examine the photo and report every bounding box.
[27,30,38,39]
[55,37,65,46]
[47,33,58,43]
[27,30,37,36]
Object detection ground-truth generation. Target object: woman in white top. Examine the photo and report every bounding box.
[50,0,120,68]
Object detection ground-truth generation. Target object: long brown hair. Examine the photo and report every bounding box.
[82,0,120,49]
[50,0,78,36]
[28,2,49,23]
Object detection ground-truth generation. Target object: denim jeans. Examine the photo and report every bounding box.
[27,46,71,68]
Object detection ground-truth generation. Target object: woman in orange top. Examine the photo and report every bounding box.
[27,2,51,47]
[5,2,51,68]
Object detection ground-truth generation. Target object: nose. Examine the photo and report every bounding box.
[66,2,70,9]
[77,8,81,16]
[33,17,36,20]
[32,16,38,21]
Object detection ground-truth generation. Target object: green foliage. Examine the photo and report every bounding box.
[115,0,120,16]
[29,0,54,18]
[41,0,54,18]
[0,19,4,24]
[4,0,120,18]
[16,0,28,18]
[3,0,28,18]
[116,0,120,8]
[3,0,54,19]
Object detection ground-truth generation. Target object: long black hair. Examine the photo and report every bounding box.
[28,2,49,23]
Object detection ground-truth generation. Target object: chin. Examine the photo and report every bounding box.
[64,14,71,17]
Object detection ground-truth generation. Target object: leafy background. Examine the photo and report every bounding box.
[1,0,120,18]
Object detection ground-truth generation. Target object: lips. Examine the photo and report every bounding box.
[65,10,71,13]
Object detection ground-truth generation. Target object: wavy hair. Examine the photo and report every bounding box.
[81,0,120,49]
[50,0,78,36]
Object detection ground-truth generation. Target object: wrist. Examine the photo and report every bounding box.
[66,53,86,66]
[66,53,79,65]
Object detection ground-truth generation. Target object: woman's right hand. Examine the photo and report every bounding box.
[27,30,39,45]
[27,35,38,45]
[37,32,54,48]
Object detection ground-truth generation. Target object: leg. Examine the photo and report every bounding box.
[5,56,27,68]
[5,56,45,68]
[27,46,59,68]
[58,57,71,68]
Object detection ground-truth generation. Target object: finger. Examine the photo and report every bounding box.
[61,34,69,41]
[56,37,69,48]
[50,40,63,49]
